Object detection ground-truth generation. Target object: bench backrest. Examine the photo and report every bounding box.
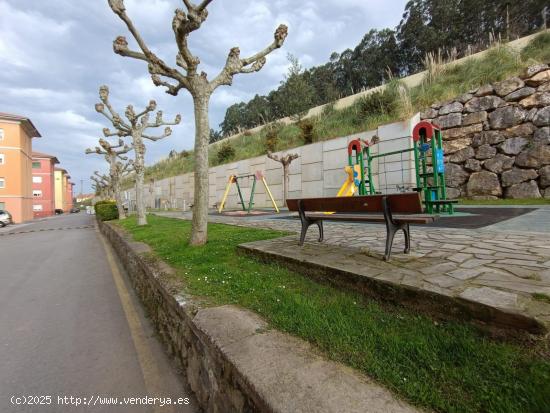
[286,192,423,214]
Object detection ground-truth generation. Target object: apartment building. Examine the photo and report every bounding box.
[31,152,59,218]
[0,113,41,223]
[64,180,74,211]
[54,168,67,212]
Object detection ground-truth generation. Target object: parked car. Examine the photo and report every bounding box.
[55,209,64,215]
[70,207,80,213]
[0,210,13,227]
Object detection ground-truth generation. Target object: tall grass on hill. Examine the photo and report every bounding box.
[130,32,550,185]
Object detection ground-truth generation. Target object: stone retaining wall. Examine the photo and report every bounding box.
[421,63,550,199]
[98,220,263,412]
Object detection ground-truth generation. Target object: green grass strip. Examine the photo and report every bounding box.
[117,215,550,413]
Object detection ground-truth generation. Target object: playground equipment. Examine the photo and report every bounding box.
[218,171,279,214]
[336,165,362,197]
[338,121,455,214]
[412,121,456,214]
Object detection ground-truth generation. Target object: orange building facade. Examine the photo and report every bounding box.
[32,152,59,218]
[0,113,41,223]
[64,178,74,211]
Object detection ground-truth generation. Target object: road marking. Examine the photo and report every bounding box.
[97,229,173,413]
[0,226,94,236]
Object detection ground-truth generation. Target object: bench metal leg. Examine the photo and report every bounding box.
[403,224,411,254]
[382,196,413,261]
[384,225,397,261]
[316,220,324,242]
[299,222,308,245]
[297,200,323,246]
[299,219,323,245]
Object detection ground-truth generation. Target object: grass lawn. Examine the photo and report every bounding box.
[117,215,550,413]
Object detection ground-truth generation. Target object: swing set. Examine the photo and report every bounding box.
[218,171,279,214]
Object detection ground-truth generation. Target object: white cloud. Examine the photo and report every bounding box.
[211,89,252,108]
[0,0,408,192]
[43,110,104,131]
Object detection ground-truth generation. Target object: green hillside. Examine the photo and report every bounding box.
[137,32,549,185]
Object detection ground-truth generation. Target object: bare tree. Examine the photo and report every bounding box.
[91,172,113,199]
[95,85,180,225]
[267,151,299,205]
[107,0,288,245]
[86,138,133,219]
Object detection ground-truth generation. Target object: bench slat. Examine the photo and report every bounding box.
[287,192,423,214]
[305,213,436,224]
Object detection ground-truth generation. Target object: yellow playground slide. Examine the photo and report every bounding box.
[336,165,360,197]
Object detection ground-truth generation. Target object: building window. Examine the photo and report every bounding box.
[0,202,5,210]
[32,161,41,169]
[32,176,42,184]
[33,190,42,197]
[0,154,4,165]
[33,204,43,212]
[0,129,4,140]
[0,178,4,188]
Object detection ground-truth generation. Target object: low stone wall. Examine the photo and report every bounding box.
[98,220,419,413]
[421,63,550,199]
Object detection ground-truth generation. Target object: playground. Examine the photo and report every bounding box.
[176,119,550,333]
[216,121,456,216]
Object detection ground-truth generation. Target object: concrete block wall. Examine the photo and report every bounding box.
[129,117,420,210]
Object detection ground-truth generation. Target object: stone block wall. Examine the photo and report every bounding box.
[124,118,422,209]
[421,63,550,199]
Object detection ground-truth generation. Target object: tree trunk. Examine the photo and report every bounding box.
[110,159,126,220]
[134,142,147,225]
[135,168,146,225]
[283,163,289,205]
[191,95,210,245]
[114,180,126,220]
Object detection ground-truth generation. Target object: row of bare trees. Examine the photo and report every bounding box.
[87,0,288,244]
[86,85,180,225]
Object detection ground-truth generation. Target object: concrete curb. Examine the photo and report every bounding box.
[98,220,423,413]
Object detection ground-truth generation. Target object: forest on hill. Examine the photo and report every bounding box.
[214,0,548,140]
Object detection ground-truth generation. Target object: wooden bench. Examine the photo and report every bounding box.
[286,192,438,261]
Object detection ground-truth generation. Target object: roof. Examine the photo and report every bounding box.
[32,151,60,164]
[0,112,41,138]
[54,167,68,173]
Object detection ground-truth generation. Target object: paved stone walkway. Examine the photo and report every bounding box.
[156,210,550,333]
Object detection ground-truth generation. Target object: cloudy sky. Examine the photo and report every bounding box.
[0,0,407,193]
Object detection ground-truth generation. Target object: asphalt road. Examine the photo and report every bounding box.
[0,213,198,413]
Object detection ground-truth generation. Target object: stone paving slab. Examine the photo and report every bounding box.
[156,211,550,334]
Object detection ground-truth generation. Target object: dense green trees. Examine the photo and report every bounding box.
[218,0,547,136]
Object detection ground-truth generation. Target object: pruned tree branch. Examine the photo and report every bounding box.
[108,0,190,94]
[95,85,132,134]
[210,24,288,90]
[267,151,299,166]
[143,127,173,141]
[109,0,287,98]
